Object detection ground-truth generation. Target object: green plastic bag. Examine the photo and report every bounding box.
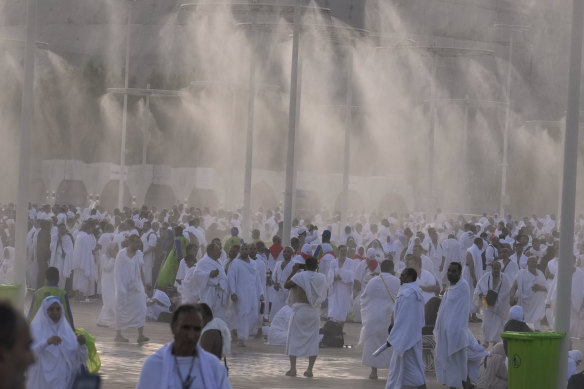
[75,328,101,373]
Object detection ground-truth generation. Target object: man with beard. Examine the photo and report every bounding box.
[137,304,231,388]
[385,267,426,389]
[509,256,547,330]
[434,262,471,389]
[271,246,295,320]
[227,243,263,346]
[473,261,512,348]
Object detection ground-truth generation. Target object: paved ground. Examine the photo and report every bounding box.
[62,301,582,389]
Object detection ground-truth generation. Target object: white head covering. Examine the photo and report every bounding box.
[301,244,312,256]
[366,247,377,260]
[569,350,582,362]
[29,296,81,385]
[509,305,524,321]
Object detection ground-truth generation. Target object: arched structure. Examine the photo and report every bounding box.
[144,184,176,209]
[100,180,132,210]
[55,180,87,207]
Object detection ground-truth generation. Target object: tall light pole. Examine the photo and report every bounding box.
[282,0,302,247]
[555,0,584,386]
[118,0,133,210]
[14,0,38,301]
[340,47,354,228]
[241,6,259,241]
[492,24,529,217]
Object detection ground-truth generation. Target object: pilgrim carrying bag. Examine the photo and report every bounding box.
[485,275,502,306]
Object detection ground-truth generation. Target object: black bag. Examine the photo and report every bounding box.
[568,371,584,389]
[485,275,503,306]
[320,320,344,347]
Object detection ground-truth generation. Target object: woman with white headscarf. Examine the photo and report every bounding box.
[28,296,87,389]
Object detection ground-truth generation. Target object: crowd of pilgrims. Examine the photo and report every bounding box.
[5,201,584,387]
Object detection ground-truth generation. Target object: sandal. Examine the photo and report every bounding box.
[303,371,313,378]
[285,370,297,377]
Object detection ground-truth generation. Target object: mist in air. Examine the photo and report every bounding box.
[0,0,579,216]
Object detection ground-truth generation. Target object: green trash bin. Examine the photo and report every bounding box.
[0,283,21,305]
[501,331,565,389]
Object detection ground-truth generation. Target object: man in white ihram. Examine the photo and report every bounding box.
[185,243,229,321]
[360,260,399,380]
[434,262,471,389]
[384,267,426,389]
[137,304,231,389]
[114,234,149,344]
[284,256,327,378]
[227,243,263,346]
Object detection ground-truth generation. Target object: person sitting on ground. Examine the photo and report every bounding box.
[146,287,172,322]
[198,303,231,366]
[502,305,532,355]
[27,296,87,389]
[28,267,75,329]
[476,342,508,389]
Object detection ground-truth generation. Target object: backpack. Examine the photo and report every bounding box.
[319,320,344,348]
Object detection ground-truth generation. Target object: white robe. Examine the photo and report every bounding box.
[137,343,231,389]
[360,272,399,369]
[434,279,471,388]
[440,237,462,284]
[463,244,483,314]
[114,248,147,330]
[49,233,74,289]
[327,257,355,322]
[28,297,87,389]
[72,231,97,296]
[385,282,426,389]
[146,289,171,321]
[141,230,157,287]
[267,305,293,346]
[227,258,262,340]
[547,268,584,337]
[286,270,327,357]
[417,269,439,304]
[270,260,294,321]
[97,249,116,327]
[499,259,520,281]
[473,272,512,342]
[187,255,229,321]
[514,268,547,325]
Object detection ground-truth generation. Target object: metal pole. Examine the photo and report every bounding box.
[462,96,469,213]
[14,0,38,302]
[118,1,132,210]
[428,57,437,212]
[283,0,302,247]
[242,10,259,241]
[291,42,304,221]
[500,34,513,217]
[341,48,354,227]
[142,83,150,166]
[555,0,584,386]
